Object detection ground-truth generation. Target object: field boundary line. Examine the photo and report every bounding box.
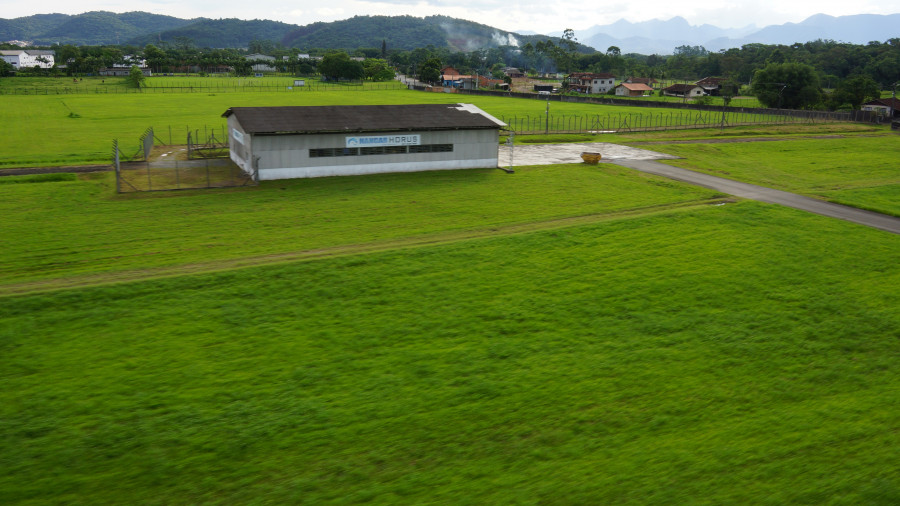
[0,198,730,297]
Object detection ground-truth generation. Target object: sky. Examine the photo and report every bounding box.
[5,0,899,33]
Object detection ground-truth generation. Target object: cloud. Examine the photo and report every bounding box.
[315,8,346,17]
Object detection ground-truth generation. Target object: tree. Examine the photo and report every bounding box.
[127,65,146,88]
[363,58,395,81]
[521,42,535,73]
[143,44,168,74]
[56,45,81,74]
[554,28,578,73]
[606,46,621,57]
[419,57,442,84]
[0,58,13,77]
[828,75,880,110]
[319,50,364,81]
[751,62,822,109]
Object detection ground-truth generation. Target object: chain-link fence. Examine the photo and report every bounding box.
[113,127,256,193]
[498,109,847,134]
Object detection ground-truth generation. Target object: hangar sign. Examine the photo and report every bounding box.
[346,134,420,148]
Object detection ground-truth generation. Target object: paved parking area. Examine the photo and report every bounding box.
[498,142,679,167]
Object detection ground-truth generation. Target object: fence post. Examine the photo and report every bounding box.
[113,139,121,193]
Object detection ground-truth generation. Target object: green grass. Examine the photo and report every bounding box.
[2,76,899,504]
[0,164,720,290]
[0,173,77,184]
[0,75,405,94]
[2,198,898,504]
[0,77,854,168]
[652,136,900,215]
[611,93,763,108]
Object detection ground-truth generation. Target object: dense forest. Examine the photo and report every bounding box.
[0,11,196,45]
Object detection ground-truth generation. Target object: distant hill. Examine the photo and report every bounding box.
[129,18,298,48]
[0,13,70,41]
[3,11,898,53]
[280,15,446,50]
[1,11,195,45]
[143,14,568,52]
[578,13,900,54]
[719,13,900,48]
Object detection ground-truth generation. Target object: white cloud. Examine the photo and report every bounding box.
[315,8,347,17]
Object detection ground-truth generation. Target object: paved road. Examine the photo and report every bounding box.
[616,159,900,235]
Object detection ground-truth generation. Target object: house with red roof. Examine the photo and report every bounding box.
[615,83,653,97]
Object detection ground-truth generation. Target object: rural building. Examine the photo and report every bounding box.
[662,83,706,98]
[504,67,525,78]
[99,66,152,76]
[615,83,653,96]
[861,97,900,118]
[459,76,504,90]
[625,77,659,87]
[245,53,276,72]
[441,66,474,88]
[567,72,616,94]
[696,76,727,96]
[223,104,506,180]
[0,49,55,69]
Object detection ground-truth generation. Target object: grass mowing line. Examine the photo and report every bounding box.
[0,197,732,297]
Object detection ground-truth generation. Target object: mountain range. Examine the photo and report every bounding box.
[2,11,898,54]
[576,13,900,54]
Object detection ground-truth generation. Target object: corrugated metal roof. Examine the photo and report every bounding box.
[618,83,653,91]
[222,104,506,135]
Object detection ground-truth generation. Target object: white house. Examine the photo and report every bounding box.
[861,98,900,118]
[662,83,706,98]
[0,49,55,69]
[567,72,616,94]
[245,53,276,72]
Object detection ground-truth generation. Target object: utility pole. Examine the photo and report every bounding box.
[890,82,898,121]
[773,83,788,110]
[506,131,515,173]
[720,93,731,130]
[545,94,550,135]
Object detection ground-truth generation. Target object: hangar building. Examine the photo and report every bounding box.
[222,104,506,180]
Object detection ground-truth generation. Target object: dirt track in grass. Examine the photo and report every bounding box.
[0,199,729,297]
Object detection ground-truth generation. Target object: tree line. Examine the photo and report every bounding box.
[3,34,898,110]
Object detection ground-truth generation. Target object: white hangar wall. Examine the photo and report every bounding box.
[226,117,500,181]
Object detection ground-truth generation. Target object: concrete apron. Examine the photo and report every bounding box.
[498,142,679,167]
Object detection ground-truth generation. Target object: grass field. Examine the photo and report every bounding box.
[2,170,898,502]
[0,164,722,291]
[610,93,764,108]
[655,135,900,216]
[0,76,863,168]
[0,75,406,94]
[2,77,899,503]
